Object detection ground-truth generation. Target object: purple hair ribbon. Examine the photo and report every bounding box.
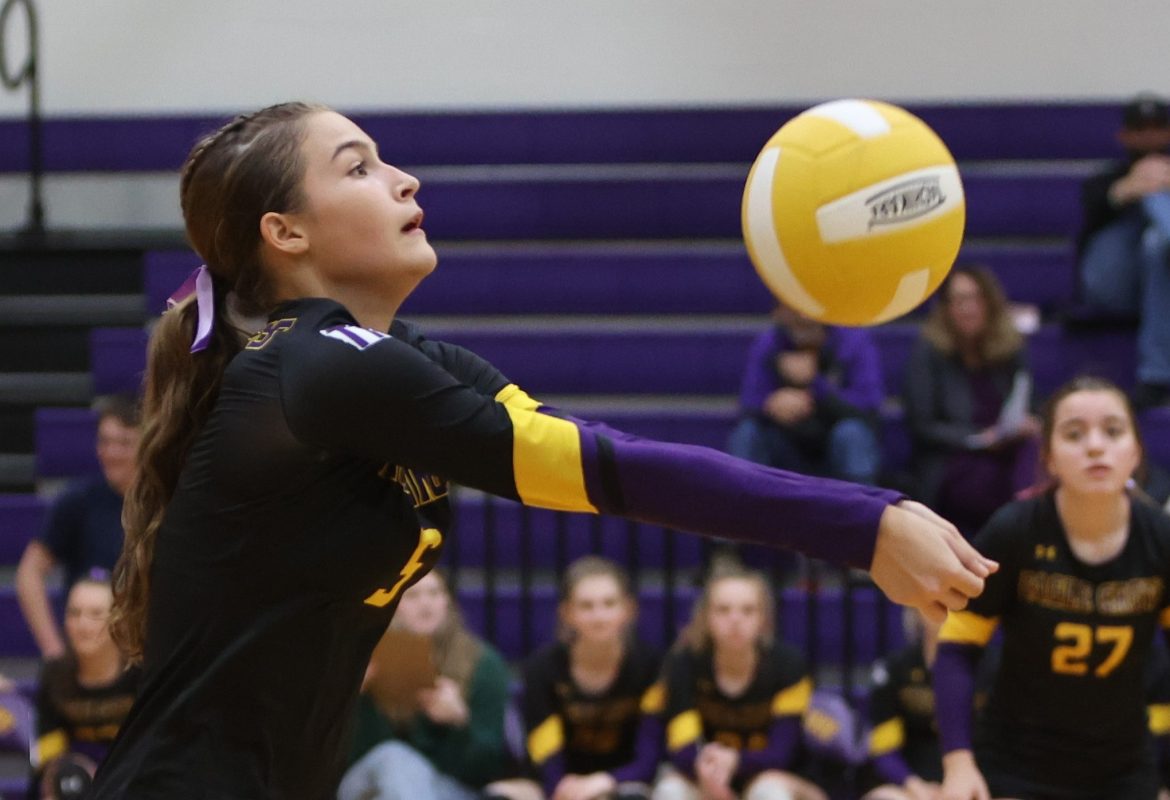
[165,265,215,353]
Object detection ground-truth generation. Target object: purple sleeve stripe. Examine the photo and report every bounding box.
[609,716,664,784]
[551,412,901,569]
[873,751,914,785]
[933,642,982,755]
[537,752,567,797]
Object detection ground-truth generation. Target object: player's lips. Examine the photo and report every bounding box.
[1086,464,1112,477]
[401,210,424,234]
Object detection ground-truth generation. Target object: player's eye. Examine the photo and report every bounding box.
[349,161,368,177]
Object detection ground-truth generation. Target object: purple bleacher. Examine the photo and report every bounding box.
[143,250,201,316]
[0,104,1128,174]
[0,494,45,564]
[89,327,149,396]
[451,496,706,571]
[398,240,1074,317]
[457,583,702,658]
[420,323,751,395]
[34,407,98,479]
[1141,407,1170,470]
[0,586,48,657]
[415,168,1083,242]
[779,586,907,668]
[148,242,1074,320]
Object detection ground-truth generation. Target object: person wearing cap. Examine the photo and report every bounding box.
[1078,92,1170,408]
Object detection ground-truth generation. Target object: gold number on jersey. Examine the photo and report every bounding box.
[363,528,443,608]
[1051,622,1133,677]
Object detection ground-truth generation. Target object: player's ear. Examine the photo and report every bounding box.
[259,211,309,256]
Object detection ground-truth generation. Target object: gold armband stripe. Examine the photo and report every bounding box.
[939,610,999,646]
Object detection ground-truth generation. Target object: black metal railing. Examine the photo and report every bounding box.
[0,0,44,235]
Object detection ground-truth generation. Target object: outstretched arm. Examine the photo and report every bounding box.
[281,331,994,613]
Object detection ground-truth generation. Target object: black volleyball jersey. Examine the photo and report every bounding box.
[89,297,896,799]
[662,642,811,757]
[939,492,1170,781]
[866,645,943,781]
[523,640,663,779]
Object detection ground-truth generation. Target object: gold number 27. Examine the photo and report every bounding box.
[1051,622,1133,677]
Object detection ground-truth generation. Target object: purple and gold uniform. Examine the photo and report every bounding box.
[935,492,1170,799]
[90,299,899,799]
[33,658,139,778]
[663,642,813,788]
[523,640,664,794]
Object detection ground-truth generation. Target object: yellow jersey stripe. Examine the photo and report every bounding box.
[771,676,813,716]
[640,681,666,714]
[667,709,703,751]
[1150,703,1170,735]
[35,729,68,767]
[495,383,541,412]
[502,405,597,513]
[939,610,999,646]
[868,717,906,756]
[527,714,564,764]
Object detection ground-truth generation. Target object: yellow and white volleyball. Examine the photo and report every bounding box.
[741,99,965,326]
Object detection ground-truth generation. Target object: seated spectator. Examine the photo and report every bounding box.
[339,569,512,800]
[654,560,827,800]
[902,265,1038,537]
[518,556,663,800]
[31,570,140,799]
[860,610,944,800]
[16,394,140,658]
[1077,92,1170,408]
[726,302,883,485]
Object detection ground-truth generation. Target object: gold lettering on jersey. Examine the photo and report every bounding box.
[1019,571,1095,613]
[1034,544,1057,561]
[380,464,449,508]
[695,696,772,736]
[1097,577,1163,615]
[897,685,935,717]
[364,527,444,608]
[1020,571,1164,615]
[556,693,640,754]
[245,318,296,350]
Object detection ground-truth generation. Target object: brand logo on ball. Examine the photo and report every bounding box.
[865,177,945,228]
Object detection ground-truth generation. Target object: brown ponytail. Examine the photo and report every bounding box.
[111,102,324,661]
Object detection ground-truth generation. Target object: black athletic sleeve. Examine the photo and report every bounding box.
[279,324,902,567]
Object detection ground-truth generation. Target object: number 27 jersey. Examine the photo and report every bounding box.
[947,492,1170,773]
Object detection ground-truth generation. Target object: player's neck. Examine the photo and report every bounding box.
[76,648,124,688]
[712,643,758,682]
[570,636,624,671]
[1055,488,1130,564]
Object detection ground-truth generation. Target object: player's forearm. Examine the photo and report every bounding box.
[569,416,900,569]
[609,715,664,784]
[873,751,913,786]
[932,642,981,754]
[14,568,63,656]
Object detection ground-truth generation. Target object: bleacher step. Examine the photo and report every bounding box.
[0,373,92,405]
[0,295,144,326]
[0,455,34,490]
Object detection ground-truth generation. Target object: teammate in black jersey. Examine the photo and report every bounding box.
[657,563,827,800]
[89,102,993,799]
[935,376,1170,800]
[520,557,663,800]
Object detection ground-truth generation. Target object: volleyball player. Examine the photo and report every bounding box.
[936,376,1170,800]
[88,103,992,798]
